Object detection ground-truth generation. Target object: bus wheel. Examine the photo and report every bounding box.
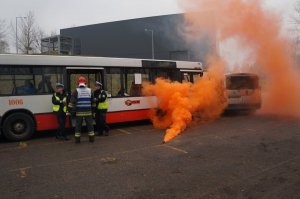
[2,113,35,141]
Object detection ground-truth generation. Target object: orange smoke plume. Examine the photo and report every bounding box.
[144,0,300,143]
[179,0,300,116]
[143,58,227,143]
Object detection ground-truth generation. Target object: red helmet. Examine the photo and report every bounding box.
[77,76,87,85]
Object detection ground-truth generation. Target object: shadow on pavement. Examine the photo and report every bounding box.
[0,120,152,143]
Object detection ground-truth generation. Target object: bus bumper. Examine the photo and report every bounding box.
[226,103,261,110]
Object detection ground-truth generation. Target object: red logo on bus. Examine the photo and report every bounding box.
[125,100,140,106]
[9,99,24,106]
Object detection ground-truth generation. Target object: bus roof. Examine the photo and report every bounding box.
[0,54,203,71]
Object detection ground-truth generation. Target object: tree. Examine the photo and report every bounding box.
[0,20,9,53]
[291,1,300,65]
[13,11,44,54]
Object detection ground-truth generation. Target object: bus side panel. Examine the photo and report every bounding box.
[35,113,71,131]
[107,109,150,124]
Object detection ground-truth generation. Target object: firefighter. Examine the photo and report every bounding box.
[52,83,69,140]
[93,81,110,136]
[68,76,95,143]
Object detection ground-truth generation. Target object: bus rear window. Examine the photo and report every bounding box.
[226,76,259,90]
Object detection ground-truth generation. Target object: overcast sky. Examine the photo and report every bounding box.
[0,0,297,32]
[0,0,297,52]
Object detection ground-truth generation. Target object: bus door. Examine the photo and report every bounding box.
[66,67,104,127]
[66,67,104,93]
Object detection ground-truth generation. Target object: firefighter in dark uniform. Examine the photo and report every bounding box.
[52,83,69,140]
[68,76,95,144]
[93,81,109,136]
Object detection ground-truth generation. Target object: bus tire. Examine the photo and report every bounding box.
[2,113,35,141]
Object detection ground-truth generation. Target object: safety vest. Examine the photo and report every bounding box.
[76,87,92,116]
[53,93,67,112]
[98,98,109,110]
[97,90,109,110]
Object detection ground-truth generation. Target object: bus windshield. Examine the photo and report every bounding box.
[226,76,259,90]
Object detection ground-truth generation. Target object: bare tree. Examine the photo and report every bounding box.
[12,11,44,54]
[291,1,300,35]
[0,20,9,53]
[291,1,300,64]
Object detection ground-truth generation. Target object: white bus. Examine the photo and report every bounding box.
[0,54,203,141]
[225,73,262,111]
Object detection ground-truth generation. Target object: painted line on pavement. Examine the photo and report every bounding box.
[116,129,132,135]
[162,144,188,154]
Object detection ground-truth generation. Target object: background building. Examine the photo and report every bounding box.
[60,14,215,62]
[41,35,74,55]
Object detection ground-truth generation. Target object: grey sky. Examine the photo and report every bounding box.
[0,0,297,33]
[0,0,297,52]
[0,0,180,33]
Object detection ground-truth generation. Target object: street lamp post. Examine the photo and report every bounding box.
[16,16,26,54]
[145,29,154,59]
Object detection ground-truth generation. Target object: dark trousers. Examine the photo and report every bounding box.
[95,109,109,134]
[56,111,66,137]
[75,116,95,137]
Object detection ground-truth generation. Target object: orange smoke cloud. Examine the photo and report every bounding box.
[143,58,227,143]
[144,0,300,143]
[179,0,300,116]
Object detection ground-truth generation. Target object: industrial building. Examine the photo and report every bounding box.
[55,14,215,62]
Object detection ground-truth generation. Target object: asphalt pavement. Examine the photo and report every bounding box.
[0,114,300,199]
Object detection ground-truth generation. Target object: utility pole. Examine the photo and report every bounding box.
[145,29,154,59]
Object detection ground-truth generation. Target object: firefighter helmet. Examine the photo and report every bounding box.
[77,76,87,86]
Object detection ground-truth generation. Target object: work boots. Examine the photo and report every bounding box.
[75,137,81,144]
[89,136,95,143]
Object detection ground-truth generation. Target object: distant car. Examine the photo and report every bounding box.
[225,73,262,111]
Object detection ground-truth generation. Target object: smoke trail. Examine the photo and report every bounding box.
[179,0,300,116]
[143,57,227,143]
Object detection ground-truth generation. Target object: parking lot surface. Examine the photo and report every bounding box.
[0,114,300,199]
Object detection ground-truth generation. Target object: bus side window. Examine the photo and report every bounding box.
[40,67,63,94]
[182,73,191,83]
[0,67,14,96]
[193,74,202,82]
[182,72,203,83]
[37,75,53,94]
[125,69,149,97]
[106,68,124,97]
[14,67,37,95]
[149,69,177,83]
